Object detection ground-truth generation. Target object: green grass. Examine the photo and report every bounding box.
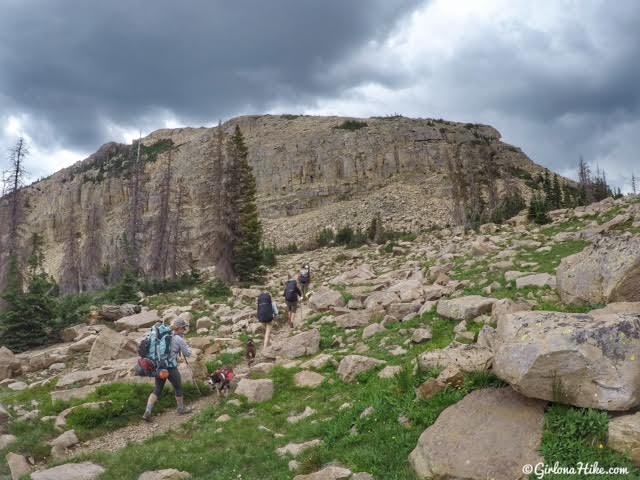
[76,356,504,480]
[515,240,589,275]
[537,405,640,479]
[206,352,244,373]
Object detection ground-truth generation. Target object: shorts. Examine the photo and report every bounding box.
[286,300,298,313]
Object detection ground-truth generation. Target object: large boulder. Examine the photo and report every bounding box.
[409,387,545,480]
[493,311,640,410]
[309,289,345,312]
[335,310,377,329]
[437,296,497,321]
[590,302,640,316]
[138,469,192,480]
[114,310,160,331]
[387,279,424,302]
[515,273,556,289]
[329,264,376,285]
[6,452,31,480]
[293,465,352,480]
[0,347,20,381]
[491,299,531,325]
[337,355,385,383]
[418,343,493,372]
[100,304,141,321]
[262,329,320,359]
[556,236,640,305]
[363,291,400,310]
[17,345,70,373]
[87,328,138,368]
[31,462,105,480]
[235,378,274,403]
[608,412,640,466]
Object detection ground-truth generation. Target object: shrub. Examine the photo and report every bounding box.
[334,120,368,131]
[316,228,335,247]
[201,278,232,303]
[261,245,277,267]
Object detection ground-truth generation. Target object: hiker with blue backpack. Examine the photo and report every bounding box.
[141,317,193,421]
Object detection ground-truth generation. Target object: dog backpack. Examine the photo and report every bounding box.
[257,292,274,323]
[284,280,298,302]
[219,366,235,382]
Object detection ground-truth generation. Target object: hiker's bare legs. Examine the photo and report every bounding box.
[288,310,295,328]
[143,393,158,420]
[263,323,272,349]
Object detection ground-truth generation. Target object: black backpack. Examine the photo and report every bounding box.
[257,292,274,323]
[299,267,310,284]
[284,280,299,302]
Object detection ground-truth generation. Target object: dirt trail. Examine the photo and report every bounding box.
[68,395,215,456]
[66,309,302,457]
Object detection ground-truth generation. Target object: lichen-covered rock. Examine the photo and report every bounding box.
[309,288,345,312]
[293,464,352,480]
[418,343,493,372]
[138,469,192,480]
[409,388,545,480]
[114,310,160,331]
[494,311,640,410]
[557,236,640,305]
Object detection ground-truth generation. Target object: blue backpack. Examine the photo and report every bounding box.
[143,324,174,369]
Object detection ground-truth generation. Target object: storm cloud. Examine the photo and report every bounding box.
[1,0,639,190]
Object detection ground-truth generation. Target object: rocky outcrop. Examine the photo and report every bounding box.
[556,236,640,305]
[418,343,494,372]
[138,469,192,480]
[0,115,555,290]
[493,311,640,410]
[409,388,545,480]
[0,347,20,381]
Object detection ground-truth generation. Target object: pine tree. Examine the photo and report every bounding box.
[0,234,58,352]
[551,174,562,209]
[225,126,264,283]
[577,156,593,206]
[527,192,551,225]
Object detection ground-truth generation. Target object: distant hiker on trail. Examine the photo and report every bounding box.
[142,318,193,421]
[257,292,278,349]
[298,263,311,299]
[283,279,302,328]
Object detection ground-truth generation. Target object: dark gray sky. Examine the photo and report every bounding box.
[1,0,638,191]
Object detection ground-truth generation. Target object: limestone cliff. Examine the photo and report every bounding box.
[0,115,551,291]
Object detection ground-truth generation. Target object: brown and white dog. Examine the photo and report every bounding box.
[207,366,235,397]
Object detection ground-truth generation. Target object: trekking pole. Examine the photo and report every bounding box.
[181,353,202,396]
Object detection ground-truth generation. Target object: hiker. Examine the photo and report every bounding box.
[283,278,302,328]
[257,291,278,349]
[142,318,193,421]
[298,263,311,299]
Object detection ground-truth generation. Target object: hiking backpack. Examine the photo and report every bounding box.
[257,292,274,323]
[299,266,310,284]
[284,280,299,302]
[135,324,173,376]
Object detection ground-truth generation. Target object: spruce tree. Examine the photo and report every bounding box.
[0,234,58,352]
[226,126,264,283]
[552,174,562,209]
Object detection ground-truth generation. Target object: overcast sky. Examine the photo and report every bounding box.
[1,0,638,191]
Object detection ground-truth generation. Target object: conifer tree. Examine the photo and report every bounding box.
[225,126,264,283]
[632,172,637,195]
[551,173,562,210]
[0,234,58,352]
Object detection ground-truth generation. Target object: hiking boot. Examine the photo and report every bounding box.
[142,410,152,422]
[177,405,193,415]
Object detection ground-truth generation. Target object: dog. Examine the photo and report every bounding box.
[207,366,234,397]
[246,339,256,367]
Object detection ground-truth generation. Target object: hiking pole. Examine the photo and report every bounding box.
[182,353,203,396]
